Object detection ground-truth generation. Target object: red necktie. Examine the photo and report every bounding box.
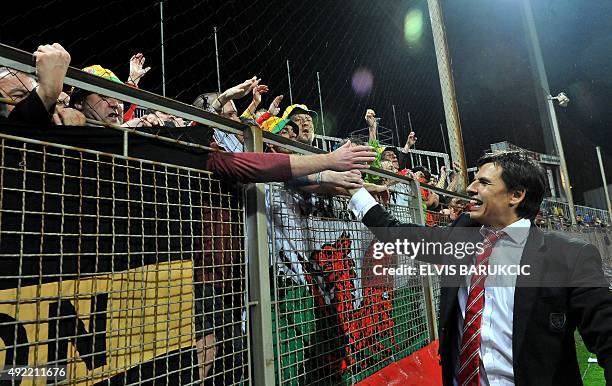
[458,230,504,386]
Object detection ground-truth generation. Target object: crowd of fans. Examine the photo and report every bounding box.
[0,42,465,382]
[2,43,605,384]
[535,206,608,229]
[0,43,460,208]
[0,42,419,384]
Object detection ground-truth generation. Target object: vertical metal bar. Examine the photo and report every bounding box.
[521,0,554,154]
[316,72,326,137]
[414,179,426,225]
[123,131,128,156]
[286,60,293,104]
[443,154,451,171]
[546,90,576,224]
[413,176,439,340]
[545,167,556,197]
[521,0,575,225]
[243,125,275,385]
[596,146,612,221]
[392,105,400,147]
[159,2,166,97]
[407,111,413,132]
[427,0,468,190]
[440,123,448,155]
[422,276,439,341]
[214,27,222,93]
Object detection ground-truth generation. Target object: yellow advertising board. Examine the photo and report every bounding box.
[0,260,195,385]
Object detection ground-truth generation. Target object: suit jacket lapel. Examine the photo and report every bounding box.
[512,226,547,363]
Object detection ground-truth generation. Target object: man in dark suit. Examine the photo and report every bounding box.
[347,150,612,385]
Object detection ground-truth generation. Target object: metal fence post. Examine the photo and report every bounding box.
[596,146,612,222]
[244,125,276,385]
[427,0,468,191]
[422,275,439,342]
[414,178,439,341]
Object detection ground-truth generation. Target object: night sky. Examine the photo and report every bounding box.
[2,0,610,205]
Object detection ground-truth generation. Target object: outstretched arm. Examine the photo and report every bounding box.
[365,109,377,142]
[401,131,417,153]
[345,186,453,263]
[242,84,268,117]
[289,141,375,177]
[210,76,260,112]
[205,140,374,183]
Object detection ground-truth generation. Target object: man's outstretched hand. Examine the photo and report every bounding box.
[268,95,283,116]
[221,76,260,102]
[252,84,269,105]
[321,170,363,189]
[365,109,377,128]
[128,53,151,87]
[328,140,376,171]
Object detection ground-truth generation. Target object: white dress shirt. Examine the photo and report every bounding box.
[347,188,531,386]
[348,187,379,219]
[453,217,530,386]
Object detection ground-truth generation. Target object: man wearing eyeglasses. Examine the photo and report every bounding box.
[0,43,84,125]
[282,104,318,146]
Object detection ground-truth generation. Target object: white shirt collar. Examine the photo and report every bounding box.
[479,218,531,246]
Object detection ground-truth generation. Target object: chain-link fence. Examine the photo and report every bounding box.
[0,130,249,384]
[0,127,444,385]
[1,38,610,385]
[266,179,435,385]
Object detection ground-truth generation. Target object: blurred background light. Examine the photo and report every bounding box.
[404,9,423,44]
[351,68,374,96]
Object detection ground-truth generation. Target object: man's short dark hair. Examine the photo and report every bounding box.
[69,88,92,108]
[284,120,297,132]
[382,146,399,157]
[477,150,546,220]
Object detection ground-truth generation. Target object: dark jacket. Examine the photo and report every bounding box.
[362,204,612,386]
[6,92,52,125]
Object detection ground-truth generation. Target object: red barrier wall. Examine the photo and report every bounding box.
[356,341,442,386]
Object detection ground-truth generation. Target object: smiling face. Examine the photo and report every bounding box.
[77,93,124,125]
[466,162,525,227]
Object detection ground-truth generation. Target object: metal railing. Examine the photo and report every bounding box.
[265,181,436,385]
[540,198,611,225]
[0,125,444,385]
[0,131,249,385]
[313,134,450,175]
[0,44,448,385]
[1,43,609,386]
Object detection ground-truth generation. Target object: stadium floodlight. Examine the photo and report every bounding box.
[548,92,570,108]
[521,0,576,224]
